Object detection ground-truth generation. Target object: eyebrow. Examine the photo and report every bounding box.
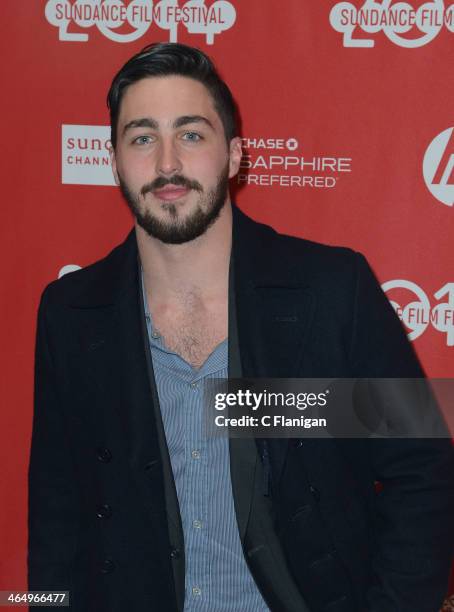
[122,115,214,135]
[123,117,158,133]
[173,115,214,130]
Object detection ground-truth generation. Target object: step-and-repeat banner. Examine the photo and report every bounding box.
[1,1,453,607]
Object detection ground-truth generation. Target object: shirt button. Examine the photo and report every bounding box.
[191,450,201,459]
[192,586,202,596]
[151,330,160,339]
[190,381,199,390]
[193,519,202,529]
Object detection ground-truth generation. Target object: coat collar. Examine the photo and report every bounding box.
[231,206,315,379]
[68,227,138,309]
[69,205,314,312]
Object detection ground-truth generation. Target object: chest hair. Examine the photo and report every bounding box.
[150,291,227,369]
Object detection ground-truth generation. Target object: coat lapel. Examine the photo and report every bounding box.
[68,231,172,557]
[232,207,316,488]
[228,254,258,542]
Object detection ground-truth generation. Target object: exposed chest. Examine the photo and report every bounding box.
[150,295,228,369]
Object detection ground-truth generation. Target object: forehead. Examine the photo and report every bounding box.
[118,76,219,127]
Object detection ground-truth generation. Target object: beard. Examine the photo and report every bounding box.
[117,164,230,245]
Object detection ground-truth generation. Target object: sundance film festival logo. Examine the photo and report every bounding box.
[423,127,454,207]
[45,0,236,45]
[383,279,454,346]
[238,136,352,190]
[330,0,454,48]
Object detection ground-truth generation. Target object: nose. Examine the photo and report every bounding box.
[156,139,182,176]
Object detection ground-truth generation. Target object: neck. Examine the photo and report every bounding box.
[136,200,232,303]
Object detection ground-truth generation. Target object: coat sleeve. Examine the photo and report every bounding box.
[28,286,79,593]
[350,253,454,612]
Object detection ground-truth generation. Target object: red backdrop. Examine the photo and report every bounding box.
[1,0,453,607]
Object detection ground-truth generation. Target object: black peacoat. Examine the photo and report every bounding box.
[28,206,454,611]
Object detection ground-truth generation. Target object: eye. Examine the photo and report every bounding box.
[182,131,202,142]
[133,135,153,145]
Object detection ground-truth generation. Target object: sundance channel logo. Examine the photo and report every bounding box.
[45,0,236,45]
[238,136,352,190]
[62,125,115,186]
[330,0,454,48]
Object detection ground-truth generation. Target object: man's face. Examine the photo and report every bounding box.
[110,75,242,244]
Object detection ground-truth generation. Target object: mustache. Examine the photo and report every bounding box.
[140,175,203,197]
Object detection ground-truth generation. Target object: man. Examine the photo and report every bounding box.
[29,43,453,612]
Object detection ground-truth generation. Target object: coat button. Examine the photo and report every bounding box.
[294,439,304,448]
[100,558,115,574]
[96,504,112,519]
[170,548,181,560]
[96,448,112,463]
[309,485,321,501]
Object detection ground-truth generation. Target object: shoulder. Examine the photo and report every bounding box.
[234,206,366,285]
[39,229,136,309]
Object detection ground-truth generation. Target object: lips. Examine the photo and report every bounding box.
[152,185,190,201]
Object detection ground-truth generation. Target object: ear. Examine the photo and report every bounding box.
[109,144,120,186]
[228,137,243,179]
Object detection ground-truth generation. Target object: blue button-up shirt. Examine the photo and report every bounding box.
[142,277,269,611]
